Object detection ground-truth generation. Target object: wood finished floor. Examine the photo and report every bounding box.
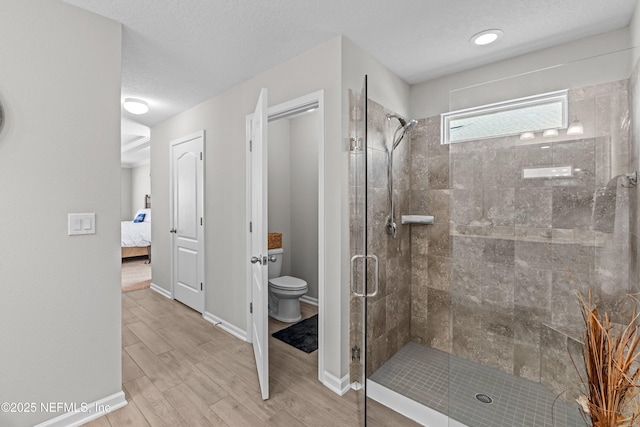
[85,288,419,427]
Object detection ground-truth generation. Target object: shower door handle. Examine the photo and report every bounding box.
[350,254,379,298]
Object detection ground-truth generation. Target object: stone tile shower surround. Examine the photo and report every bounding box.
[349,95,413,378]
[410,81,634,399]
[348,78,636,409]
[366,99,413,375]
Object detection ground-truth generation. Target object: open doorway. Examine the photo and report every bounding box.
[246,90,326,399]
[121,146,152,293]
[267,104,320,384]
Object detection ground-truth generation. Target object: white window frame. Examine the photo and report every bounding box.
[441,90,568,145]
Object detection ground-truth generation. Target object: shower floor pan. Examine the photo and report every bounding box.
[368,342,586,427]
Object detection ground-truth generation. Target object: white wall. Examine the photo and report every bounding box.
[121,167,132,220]
[0,2,122,426]
[290,112,320,300]
[411,27,635,118]
[268,119,292,275]
[131,164,151,218]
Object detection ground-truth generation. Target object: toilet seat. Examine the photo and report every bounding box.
[268,275,307,291]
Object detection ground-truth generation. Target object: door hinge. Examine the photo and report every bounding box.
[200,282,203,291]
[200,217,203,226]
[249,221,252,232]
[351,346,361,362]
[249,140,252,152]
[250,302,253,314]
[200,152,203,160]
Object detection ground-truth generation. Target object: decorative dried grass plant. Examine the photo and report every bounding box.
[574,291,640,427]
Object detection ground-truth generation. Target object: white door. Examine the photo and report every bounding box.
[250,89,269,400]
[170,131,205,313]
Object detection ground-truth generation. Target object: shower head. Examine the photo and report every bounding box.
[403,119,418,132]
[389,116,418,151]
[388,114,418,132]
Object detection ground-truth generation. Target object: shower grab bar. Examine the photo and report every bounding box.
[350,254,379,298]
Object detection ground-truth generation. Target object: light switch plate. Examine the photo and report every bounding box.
[68,213,96,235]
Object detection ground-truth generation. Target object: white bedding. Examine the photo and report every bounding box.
[121,221,151,247]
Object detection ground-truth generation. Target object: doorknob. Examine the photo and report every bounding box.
[268,255,277,262]
[251,256,262,264]
[169,228,177,233]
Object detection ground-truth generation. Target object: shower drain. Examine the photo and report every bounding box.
[475,393,493,404]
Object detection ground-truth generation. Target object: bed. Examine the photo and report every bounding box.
[121,195,151,260]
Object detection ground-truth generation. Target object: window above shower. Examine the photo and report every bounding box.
[441,90,568,145]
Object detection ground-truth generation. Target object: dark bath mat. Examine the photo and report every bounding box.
[272,314,318,353]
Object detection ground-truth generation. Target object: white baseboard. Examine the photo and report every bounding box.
[367,380,467,427]
[322,371,351,396]
[150,283,172,299]
[203,311,248,342]
[34,390,127,427]
[299,295,319,306]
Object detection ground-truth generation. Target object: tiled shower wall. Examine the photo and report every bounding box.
[365,99,412,375]
[410,81,634,398]
[348,92,412,379]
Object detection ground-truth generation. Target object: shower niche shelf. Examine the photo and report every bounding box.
[401,215,434,225]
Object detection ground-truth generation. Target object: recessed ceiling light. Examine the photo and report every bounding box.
[123,98,149,115]
[470,29,503,46]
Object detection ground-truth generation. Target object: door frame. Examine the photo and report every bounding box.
[245,90,326,384]
[169,130,206,308]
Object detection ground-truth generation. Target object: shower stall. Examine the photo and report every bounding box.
[349,46,640,426]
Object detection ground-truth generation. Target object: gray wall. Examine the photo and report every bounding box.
[268,119,292,275]
[0,1,122,426]
[131,164,151,218]
[267,113,320,298]
[290,112,320,300]
[121,168,132,220]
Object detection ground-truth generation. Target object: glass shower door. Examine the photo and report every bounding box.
[349,75,369,426]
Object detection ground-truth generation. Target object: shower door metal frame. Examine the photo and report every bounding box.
[349,74,378,426]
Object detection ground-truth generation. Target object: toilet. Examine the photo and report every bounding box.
[267,248,308,323]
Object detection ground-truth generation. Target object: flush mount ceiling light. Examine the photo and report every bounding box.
[123,98,149,115]
[543,129,559,137]
[470,29,503,46]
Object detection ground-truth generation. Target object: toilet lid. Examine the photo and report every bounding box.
[269,275,307,291]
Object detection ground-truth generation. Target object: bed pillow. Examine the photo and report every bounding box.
[133,212,146,223]
[135,208,151,223]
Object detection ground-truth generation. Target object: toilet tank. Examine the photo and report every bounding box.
[267,248,283,279]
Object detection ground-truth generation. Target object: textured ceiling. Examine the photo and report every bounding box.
[64,0,637,133]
